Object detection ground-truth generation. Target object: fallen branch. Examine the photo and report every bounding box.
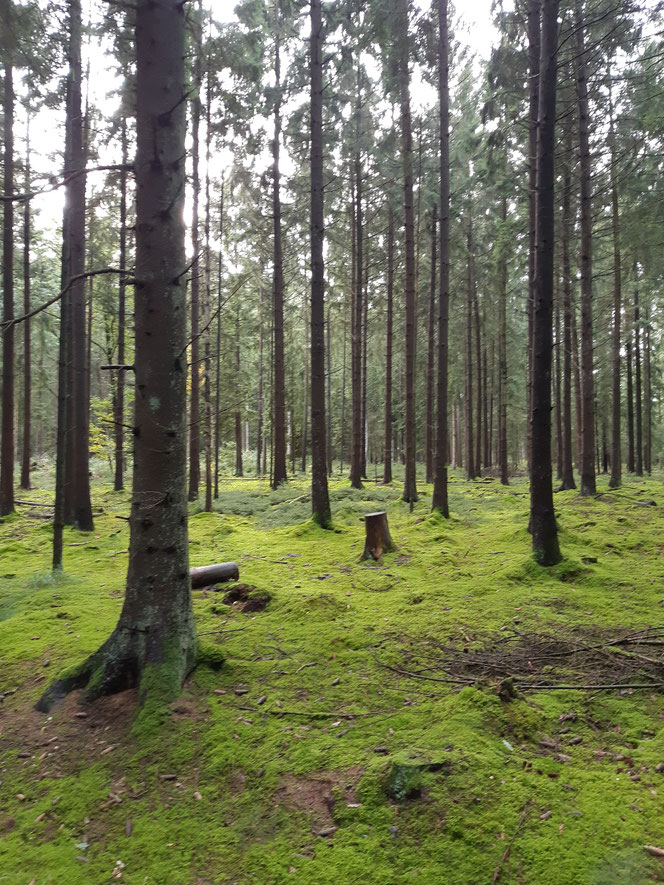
[1,268,129,330]
[493,801,532,883]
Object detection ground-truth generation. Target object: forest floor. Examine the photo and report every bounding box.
[1,468,664,884]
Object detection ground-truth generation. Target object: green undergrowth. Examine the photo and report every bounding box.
[1,469,664,883]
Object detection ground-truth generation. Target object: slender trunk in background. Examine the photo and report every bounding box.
[350,151,363,487]
[214,181,224,497]
[498,190,508,485]
[575,0,596,497]
[20,110,31,490]
[1,49,14,516]
[257,277,264,476]
[626,322,634,472]
[530,0,561,566]
[301,291,309,473]
[560,146,576,490]
[644,303,652,474]
[526,0,540,472]
[203,69,213,512]
[360,236,368,479]
[66,0,93,531]
[234,297,243,477]
[271,29,287,488]
[634,268,643,475]
[482,320,489,469]
[326,309,332,474]
[309,0,331,526]
[572,305,582,471]
[425,205,437,484]
[608,84,622,488]
[383,207,394,484]
[464,210,475,480]
[187,23,202,501]
[114,117,128,491]
[474,281,482,478]
[397,0,418,504]
[554,296,562,480]
[340,299,347,474]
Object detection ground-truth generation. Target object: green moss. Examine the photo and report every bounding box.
[2,472,664,881]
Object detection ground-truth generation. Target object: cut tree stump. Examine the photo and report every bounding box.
[361,512,395,563]
[190,562,239,589]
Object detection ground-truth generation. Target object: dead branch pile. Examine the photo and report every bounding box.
[373,626,664,693]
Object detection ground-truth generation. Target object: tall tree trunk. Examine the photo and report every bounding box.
[39,0,195,713]
[554,294,562,481]
[560,144,576,490]
[482,319,490,470]
[271,28,287,488]
[66,0,93,531]
[575,0,596,497]
[214,181,224,498]
[398,0,418,505]
[464,210,475,481]
[203,69,213,512]
[626,320,635,472]
[257,275,264,477]
[187,22,202,502]
[234,296,243,477]
[350,149,363,487]
[114,117,128,492]
[608,86,622,488]
[530,0,562,566]
[1,46,14,516]
[383,206,394,485]
[20,109,31,491]
[498,190,509,485]
[301,291,309,473]
[644,302,652,474]
[634,268,643,476]
[360,236,368,479]
[310,0,331,526]
[326,308,332,474]
[572,303,582,472]
[474,283,482,478]
[425,205,437,484]
[526,0,540,472]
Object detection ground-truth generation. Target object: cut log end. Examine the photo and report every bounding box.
[361,511,395,563]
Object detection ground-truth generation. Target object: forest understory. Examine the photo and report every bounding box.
[1,467,664,884]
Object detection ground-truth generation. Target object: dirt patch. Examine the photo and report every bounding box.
[222,584,271,613]
[276,766,364,830]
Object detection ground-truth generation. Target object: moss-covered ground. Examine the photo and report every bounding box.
[1,468,664,884]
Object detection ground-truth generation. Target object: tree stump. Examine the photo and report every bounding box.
[361,512,395,563]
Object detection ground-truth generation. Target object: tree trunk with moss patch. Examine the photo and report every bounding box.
[38,0,196,716]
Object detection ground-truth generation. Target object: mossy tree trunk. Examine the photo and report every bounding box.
[38,0,196,715]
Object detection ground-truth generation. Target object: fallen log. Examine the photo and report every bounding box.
[190,562,239,589]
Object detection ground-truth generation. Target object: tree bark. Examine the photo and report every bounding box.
[574,0,596,497]
[608,83,622,489]
[309,0,331,527]
[38,0,196,714]
[1,46,14,516]
[464,210,475,480]
[498,190,509,486]
[214,181,224,497]
[114,117,128,492]
[203,64,213,512]
[626,320,635,472]
[633,267,643,476]
[530,0,562,566]
[526,0,540,473]
[425,205,437,485]
[383,206,394,485]
[271,27,288,488]
[398,0,418,505]
[20,108,31,490]
[234,295,243,477]
[187,15,202,502]
[350,145,363,488]
[560,141,576,490]
[474,278,482,478]
[361,512,395,563]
